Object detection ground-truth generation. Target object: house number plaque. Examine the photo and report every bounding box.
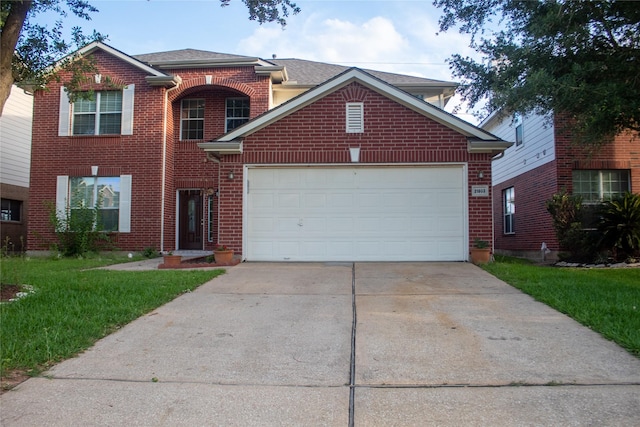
[472,185,489,197]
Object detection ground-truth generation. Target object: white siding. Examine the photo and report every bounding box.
[486,112,556,186]
[0,85,33,188]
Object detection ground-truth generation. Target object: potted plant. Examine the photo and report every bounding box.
[470,238,491,264]
[213,245,234,265]
[162,251,182,267]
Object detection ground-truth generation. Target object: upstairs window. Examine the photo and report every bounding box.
[59,85,134,137]
[346,102,364,133]
[503,187,515,234]
[73,91,122,135]
[514,113,523,147]
[226,98,250,132]
[181,99,205,140]
[572,170,630,203]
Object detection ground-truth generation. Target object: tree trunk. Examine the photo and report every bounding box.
[0,0,32,116]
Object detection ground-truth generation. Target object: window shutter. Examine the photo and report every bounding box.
[58,88,71,136]
[119,174,132,233]
[55,175,69,230]
[346,102,364,133]
[121,84,135,135]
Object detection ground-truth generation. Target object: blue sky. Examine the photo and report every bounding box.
[33,0,481,121]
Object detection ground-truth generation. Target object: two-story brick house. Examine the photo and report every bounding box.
[484,111,639,260]
[28,42,510,261]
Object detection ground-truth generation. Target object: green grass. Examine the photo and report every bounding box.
[483,256,640,357]
[1,256,224,376]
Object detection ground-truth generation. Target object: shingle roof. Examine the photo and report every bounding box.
[131,48,455,88]
[268,58,455,87]
[133,49,258,65]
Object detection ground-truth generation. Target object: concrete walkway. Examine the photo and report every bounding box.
[1,262,639,426]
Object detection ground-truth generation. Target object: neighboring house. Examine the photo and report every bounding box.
[484,111,639,260]
[0,85,33,253]
[27,42,510,261]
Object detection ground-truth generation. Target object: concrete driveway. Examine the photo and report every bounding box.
[1,262,639,426]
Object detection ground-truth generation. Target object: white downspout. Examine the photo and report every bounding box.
[206,153,222,244]
[160,83,181,253]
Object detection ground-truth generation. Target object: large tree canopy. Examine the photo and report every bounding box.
[434,0,640,144]
[0,0,300,115]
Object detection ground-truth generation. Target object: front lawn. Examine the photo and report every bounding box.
[483,256,640,357]
[0,256,223,385]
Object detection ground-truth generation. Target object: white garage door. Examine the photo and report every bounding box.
[246,166,467,261]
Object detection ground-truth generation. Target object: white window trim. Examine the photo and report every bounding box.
[58,85,134,136]
[56,175,132,233]
[503,187,515,235]
[346,102,364,133]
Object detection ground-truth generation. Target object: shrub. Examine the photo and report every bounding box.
[546,190,595,261]
[598,192,640,261]
[47,201,113,257]
[142,247,159,258]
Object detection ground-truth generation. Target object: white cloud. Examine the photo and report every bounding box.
[239,15,409,65]
[237,7,484,124]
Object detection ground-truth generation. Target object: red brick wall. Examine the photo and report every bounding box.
[215,83,495,254]
[555,116,640,193]
[28,50,167,252]
[164,67,269,250]
[28,51,269,252]
[493,160,560,252]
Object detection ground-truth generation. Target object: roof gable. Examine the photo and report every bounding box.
[199,68,509,154]
[71,42,168,77]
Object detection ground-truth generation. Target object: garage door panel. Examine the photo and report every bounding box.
[305,193,327,208]
[437,191,463,208]
[250,193,275,209]
[322,169,356,189]
[247,166,466,261]
[326,193,353,209]
[276,217,302,234]
[355,192,380,208]
[302,217,326,233]
[355,216,382,234]
[249,217,275,234]
[436,216,462,234]
[325,241,354,258]
[277,241,300,259]
[331,217,355,233]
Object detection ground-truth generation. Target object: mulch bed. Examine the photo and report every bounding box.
[0,284,21,302]
[158,256,241,269]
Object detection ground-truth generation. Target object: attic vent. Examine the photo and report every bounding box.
[346,102,364,133]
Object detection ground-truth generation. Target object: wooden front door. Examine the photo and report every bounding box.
[179,190,203,250]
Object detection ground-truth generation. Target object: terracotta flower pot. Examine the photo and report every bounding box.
[470,248,491,264]
[214,250,234,265]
